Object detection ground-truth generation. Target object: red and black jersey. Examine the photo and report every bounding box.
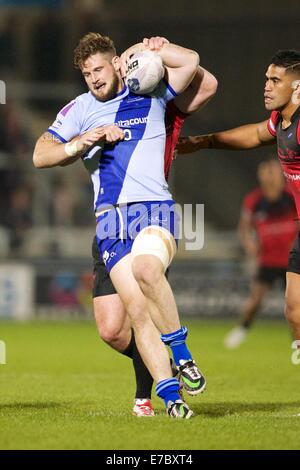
[267,106,300,218]
[164,100,188,180]
[242,187,298,267]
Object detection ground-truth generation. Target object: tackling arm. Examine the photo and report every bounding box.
[176,119,276,154]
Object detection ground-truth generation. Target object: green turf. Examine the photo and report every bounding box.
[0,319,300,450]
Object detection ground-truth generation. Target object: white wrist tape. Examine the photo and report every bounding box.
[65,141,79,157]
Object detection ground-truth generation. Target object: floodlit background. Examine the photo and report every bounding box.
[1,0,298,320]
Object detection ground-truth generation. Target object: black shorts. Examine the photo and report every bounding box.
[92,236,170,298]
[92,236,117,297]
[255,266,286,287]
[287,232,300,275]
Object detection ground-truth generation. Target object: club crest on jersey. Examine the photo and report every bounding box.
[126,78,140,92]
[103,250,109,265]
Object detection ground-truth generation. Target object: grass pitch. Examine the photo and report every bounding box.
[0,319,300,450]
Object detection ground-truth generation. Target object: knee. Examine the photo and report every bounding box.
[97,319,125,345]
[94,307,127,346]
[132,257,162,289]
[93,294,129,347]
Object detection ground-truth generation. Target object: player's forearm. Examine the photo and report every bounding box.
[125,41,199,70]
[238,220,258,256]
[33,139,79,169]
[157,43,199,71]
[209,124,267,149]
[176,135,214,154]
[177,124,267,155]
[124,40,199,94]
[241,236,258,257]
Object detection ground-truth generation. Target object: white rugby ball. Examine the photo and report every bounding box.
[125,51,165,95]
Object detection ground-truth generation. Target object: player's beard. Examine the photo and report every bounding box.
[92,74,121,102]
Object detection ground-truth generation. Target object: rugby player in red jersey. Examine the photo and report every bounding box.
[224,159,297,348]
[91,36,218,416]
[177,49,300,345]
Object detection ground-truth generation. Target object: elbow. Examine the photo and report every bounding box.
[204,73,218,100]
[191,51,200,71]
[208,75,218,98]
[33,154,41,169]
[33,149,45,169]
[33,155,40,169]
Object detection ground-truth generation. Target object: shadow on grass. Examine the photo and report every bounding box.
[191,401,300,417]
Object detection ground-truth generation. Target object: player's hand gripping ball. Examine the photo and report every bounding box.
[125,51,165,95]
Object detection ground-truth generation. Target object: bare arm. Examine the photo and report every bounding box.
[176,119,276,154]
[121,38,199,95]
[33,132,81,169]
[238,213,259,257]
[157,43,199,95]
[174,66,218,114]
[33,125,125,169]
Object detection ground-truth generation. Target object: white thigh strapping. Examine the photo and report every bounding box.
[131,226,177,271]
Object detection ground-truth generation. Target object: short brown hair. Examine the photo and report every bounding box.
[74,32,116,69]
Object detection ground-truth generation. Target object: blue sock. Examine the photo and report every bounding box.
[156,378,181,407]
[161,326,192,366]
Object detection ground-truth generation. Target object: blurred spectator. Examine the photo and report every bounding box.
[0,14,17,73]
[0,100,31,161]
[0,98,33,253]
[48,271,78,307]
[76,271,93,314]
[5,185,33,253]
[50,178,75,226]
[31,11,64,82]
[224,159,298,349]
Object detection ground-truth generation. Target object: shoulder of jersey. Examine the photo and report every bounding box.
[267,111,280,137]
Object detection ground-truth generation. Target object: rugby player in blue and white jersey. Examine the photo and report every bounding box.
[34,32,205,418]
[90,37,218,417]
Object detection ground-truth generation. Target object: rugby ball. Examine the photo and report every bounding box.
[125,51,165,95]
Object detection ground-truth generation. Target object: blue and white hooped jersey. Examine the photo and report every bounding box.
[48,81,176,212]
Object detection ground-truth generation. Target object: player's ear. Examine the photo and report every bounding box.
[112,56,121,72]
[291,79,300,106]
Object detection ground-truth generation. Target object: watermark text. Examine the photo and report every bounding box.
[291,340,300,365]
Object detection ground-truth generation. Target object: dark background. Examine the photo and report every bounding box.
[0,0,299,229]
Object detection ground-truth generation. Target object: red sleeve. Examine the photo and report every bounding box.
[164,101,187,179]
[297,118,300,145]
[267,111,279,137]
